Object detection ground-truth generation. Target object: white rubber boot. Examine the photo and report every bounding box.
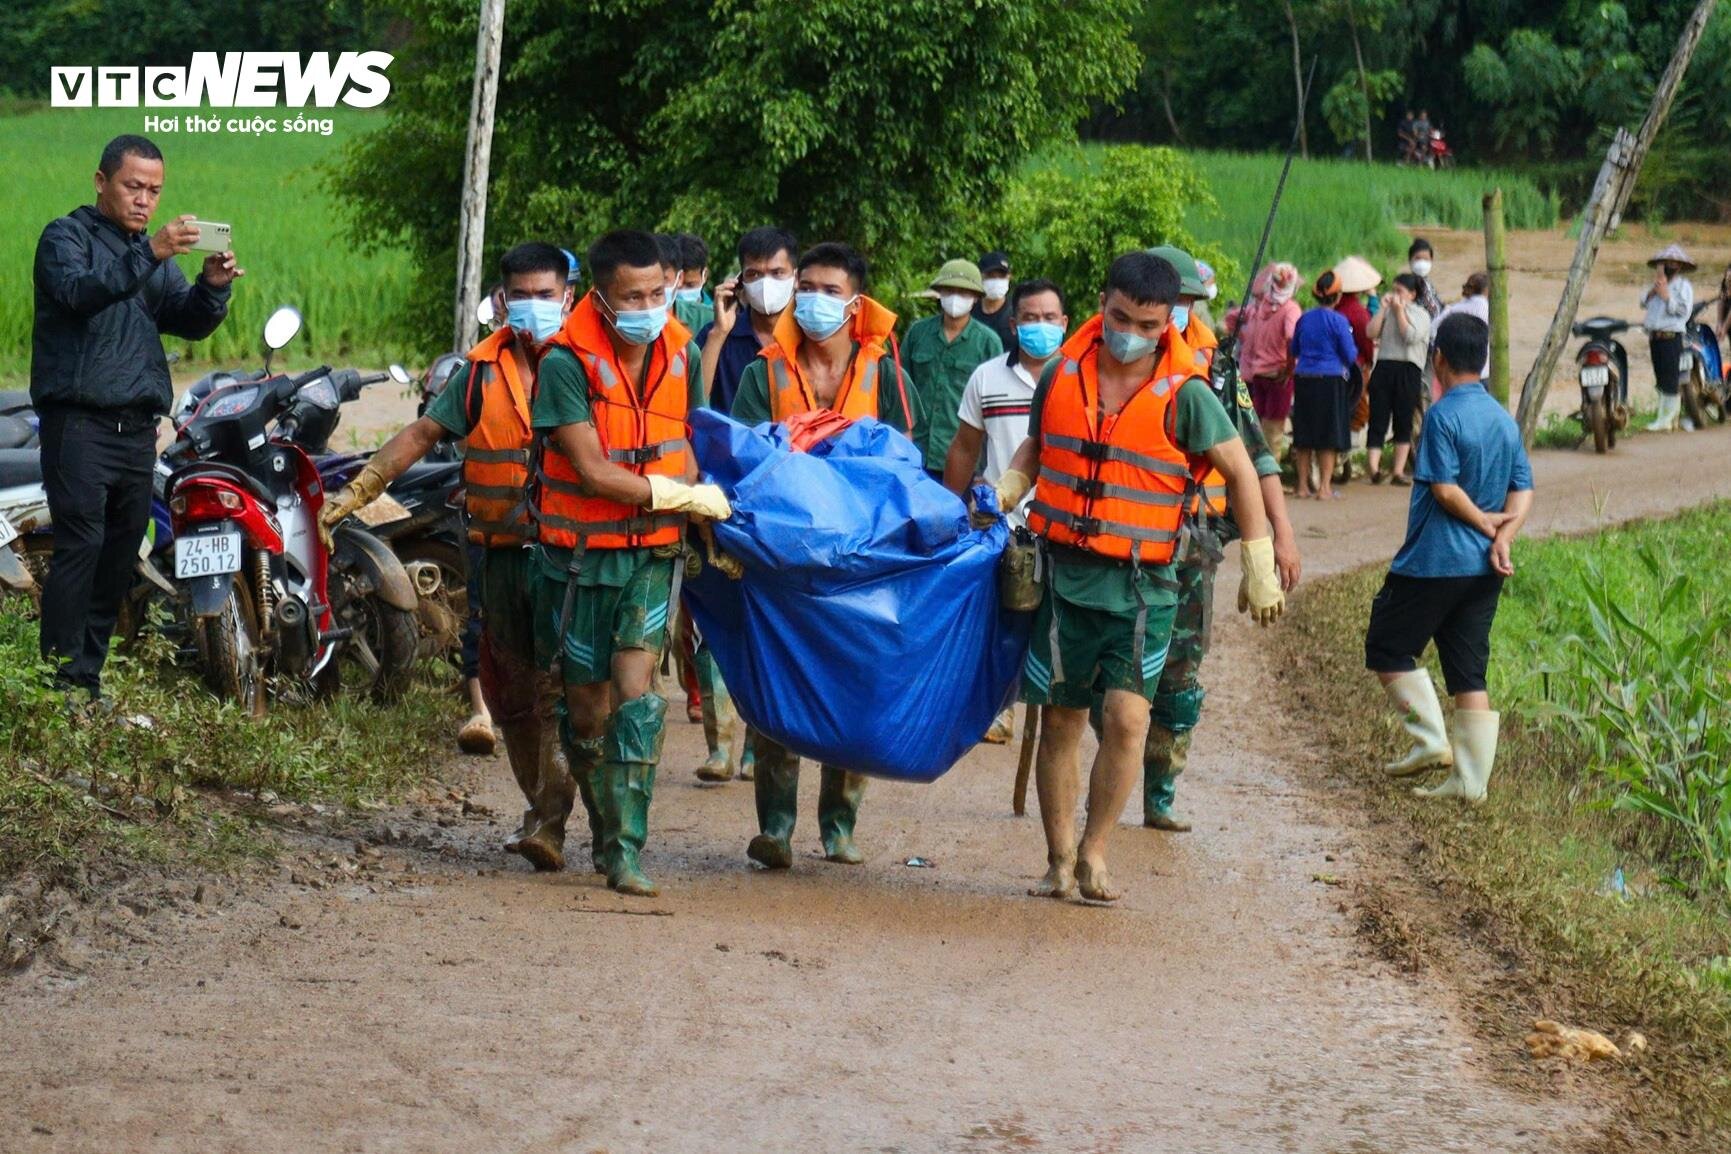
[1381,670,1453,777]
[1415,709,1499,802]
[1646,393,1680,432]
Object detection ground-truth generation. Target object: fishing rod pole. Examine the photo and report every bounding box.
[1220,52,1318,362]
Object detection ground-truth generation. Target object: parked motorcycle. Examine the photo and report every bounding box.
[0,449,47,596]
[164,306,420,711]
[0,392,38,449]
[1427,128,1455,170]
[1571,316,1632,453]
[1680,300,1727,428]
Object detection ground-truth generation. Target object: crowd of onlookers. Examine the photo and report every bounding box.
[1226,237,1491,499]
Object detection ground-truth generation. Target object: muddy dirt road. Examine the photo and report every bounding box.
[8,413,1731,1150]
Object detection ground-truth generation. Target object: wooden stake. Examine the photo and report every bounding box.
[1483,189,1510,408]
[1013,705,1039,816]
[453,0,506,354]
[1514,0,1717,444]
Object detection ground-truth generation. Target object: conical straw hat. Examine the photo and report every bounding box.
[1331,255,1382,294]
[1647,243,1696,271]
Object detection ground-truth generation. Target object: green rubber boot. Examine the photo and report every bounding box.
[597,693,667,897]
[1143,724,1192,833]
[817,765,866,864]
[748,734,799,869]
[562,727,608,873]
[694,650,736,783]
[738,725,758,781]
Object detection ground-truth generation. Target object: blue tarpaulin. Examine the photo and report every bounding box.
[684,409,1031,783]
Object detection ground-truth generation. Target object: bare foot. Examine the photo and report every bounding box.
[1074,858,1122,903]
[1027,858,1076,899]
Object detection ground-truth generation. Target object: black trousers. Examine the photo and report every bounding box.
[1366,360,1423,448]
[1650,332,1682,397]
[38,407,156,693]
[1363,571,1505,695]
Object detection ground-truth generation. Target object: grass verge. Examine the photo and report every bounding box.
[1278,506,1731,1148]
[0,598,452,885]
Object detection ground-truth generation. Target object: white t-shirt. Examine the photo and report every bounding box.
[957,351,1041,522]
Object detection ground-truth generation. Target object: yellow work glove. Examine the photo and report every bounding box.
[647,474,732,522]
[318,461,388,550]
[1237,536,1284,625]
[994,467,1031,514]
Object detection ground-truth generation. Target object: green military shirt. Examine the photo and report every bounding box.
[1213,365,1280,538]
[729,348,921,435]
[530,341,703,587]
[1028,371,1239,611]
[900,314,1004,471]
[422,360,479,438]
[673,296,715,335]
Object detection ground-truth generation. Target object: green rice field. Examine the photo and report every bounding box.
[0,105,415,384]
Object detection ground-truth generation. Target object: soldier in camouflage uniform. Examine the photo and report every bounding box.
[1093,247,1301,831]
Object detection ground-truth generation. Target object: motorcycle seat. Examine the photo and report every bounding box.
[172,460,275,505]
[396,459,462,491]
[1573,316,1632,339]
[0,390,33,415]
[0,448,43,489]
[0,415,36,451]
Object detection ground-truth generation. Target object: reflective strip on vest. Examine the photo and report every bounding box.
[465,446,529,465]
[1043,433,1192,479]
[536,511,681,538]
[1038,464,1185,507]
[1026,500,1180,547]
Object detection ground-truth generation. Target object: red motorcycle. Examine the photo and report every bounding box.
[1427,128,1455,170]
[165,306,420,712]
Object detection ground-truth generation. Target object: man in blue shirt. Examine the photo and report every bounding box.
[697,226,798,413]
[1363,313,1533,802]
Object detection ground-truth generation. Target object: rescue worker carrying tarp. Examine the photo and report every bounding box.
[729,241,922,870]
[320,242,578,871]
[531,229,729,898]
[1086,246,1302,833]
[997,251,1285,903]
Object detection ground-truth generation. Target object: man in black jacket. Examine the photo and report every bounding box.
[32,134,241,698]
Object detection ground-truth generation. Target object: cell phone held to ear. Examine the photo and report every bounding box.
[188,220,232,253]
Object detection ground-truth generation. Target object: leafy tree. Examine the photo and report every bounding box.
[334,0,1140,351]
[992,146,1236,319]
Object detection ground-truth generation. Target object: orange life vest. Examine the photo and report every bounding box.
[762,296,903,424]
[1183,316,1229,518]
[534,296,693,550]
[460,328,537,547]
[1026,316,1209,565]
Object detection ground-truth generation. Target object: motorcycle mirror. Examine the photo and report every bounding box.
[263,306,303,352]
[476,297,495,327]
[388,364,411,385]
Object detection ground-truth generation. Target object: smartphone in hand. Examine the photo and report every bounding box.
[188,221,232,253]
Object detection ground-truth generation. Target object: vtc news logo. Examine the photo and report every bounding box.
[51,52,393,109]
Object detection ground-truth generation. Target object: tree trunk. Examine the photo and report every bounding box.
[1515,0,1717,443]
[1348,9,1371,163]
[453,0,506,354]
[1160,67,1185,144]
[1281,0,1307,158]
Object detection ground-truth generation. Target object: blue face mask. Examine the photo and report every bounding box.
[673,286,704,304]
[794,291,854,341]
[601,295,668,345]
[1170,304,1191,334]
[1102,321,1159,365]
[506,298,565,344]
[1016,321,1064,360]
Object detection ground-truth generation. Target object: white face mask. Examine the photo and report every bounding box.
[982,276,1010,301]
[743,274,794,315]
[1411,258,1433,278]
[939,293,975,319]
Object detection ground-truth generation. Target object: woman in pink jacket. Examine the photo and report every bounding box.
[1234,262,1302,462]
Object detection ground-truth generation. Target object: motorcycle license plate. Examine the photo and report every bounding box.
[0,511,16,551]
[175,530,242,579]
[1580,365,1610,388]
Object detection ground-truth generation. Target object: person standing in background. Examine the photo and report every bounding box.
[1236,262,1301,462]
[1434,271,1490,400]
[972,252,1016,349]
[698,226,798,415]
[671,233,714,334]
[1641,244,1696,432]
[1406,238,1443,318]
[902,259,1003,479]
[1365,273,1433,486]
[32,134,239,703]
[1290,271,1359,501]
